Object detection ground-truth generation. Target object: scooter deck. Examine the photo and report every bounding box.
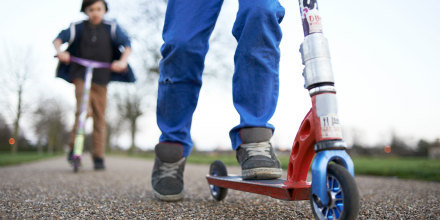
[206,175,311,201]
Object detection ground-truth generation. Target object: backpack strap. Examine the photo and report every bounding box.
[68,20,84,45]
[103,20,117,41]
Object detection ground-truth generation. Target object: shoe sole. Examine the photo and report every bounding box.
[242,167,282,180]
[153,189,184,202]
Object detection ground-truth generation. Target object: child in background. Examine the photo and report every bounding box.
[53,0,135,170]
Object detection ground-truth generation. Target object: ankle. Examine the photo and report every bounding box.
[240,127,273,144]
[155,142,184,163]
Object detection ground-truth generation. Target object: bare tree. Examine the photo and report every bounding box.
[0,114,12,151]
[113,92,144,153]
[0,44,36,154]
[106,119,123,153]
[33,98,69,154]
[389,132,414,157]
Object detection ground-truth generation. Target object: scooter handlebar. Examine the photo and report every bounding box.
[70,56,112,69]
[54,55,112,69]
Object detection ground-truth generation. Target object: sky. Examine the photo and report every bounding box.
[0,0,439,151]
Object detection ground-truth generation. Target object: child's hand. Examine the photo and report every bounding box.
[57,51,70,64]
[111,60,128,73]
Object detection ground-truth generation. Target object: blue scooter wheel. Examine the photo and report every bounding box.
[209,160,228,201]
[311,164,359,220]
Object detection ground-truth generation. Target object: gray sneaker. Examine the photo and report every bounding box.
[151,143,186,201]
[236,127,282,180]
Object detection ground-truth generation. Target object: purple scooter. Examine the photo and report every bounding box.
[69,56,112,172]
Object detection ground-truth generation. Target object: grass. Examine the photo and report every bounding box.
[122,151,440,182]
[0,152,61,167]
[353,157,440,182]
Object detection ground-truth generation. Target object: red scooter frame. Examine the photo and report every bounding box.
[206,102,319,200]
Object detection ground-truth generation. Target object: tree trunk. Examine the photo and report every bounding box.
[47,125,54,155]
[106,123,112,154]
[11,86,22,155]
[129,118,137,154]
[37,138,43,155]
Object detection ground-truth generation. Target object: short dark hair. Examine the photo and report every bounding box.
[80,0,108,13]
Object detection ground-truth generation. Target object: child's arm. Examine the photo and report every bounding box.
[53,38,70,64]
[53,24,74,64]
[111,23,132,73]
[111,46,131,72]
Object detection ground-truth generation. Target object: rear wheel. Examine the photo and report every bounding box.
[311,164,359,220]
[209,160,228,201]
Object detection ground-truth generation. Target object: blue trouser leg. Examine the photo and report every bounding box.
[157,0,224,157]
[229,0,285,150]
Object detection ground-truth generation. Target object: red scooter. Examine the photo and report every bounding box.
[206,1,360,219]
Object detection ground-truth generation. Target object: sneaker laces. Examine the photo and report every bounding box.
[241,141,272,158]
[159,157,185,179]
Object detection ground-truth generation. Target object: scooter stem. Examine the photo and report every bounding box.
[298,0,345,147]
[286,0,355,206]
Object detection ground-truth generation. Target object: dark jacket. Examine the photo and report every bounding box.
[55,20,136,83]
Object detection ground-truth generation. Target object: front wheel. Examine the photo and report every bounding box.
[209,160,228,201]
[311,164,359,220]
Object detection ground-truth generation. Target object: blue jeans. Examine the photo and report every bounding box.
[157,0,285,157]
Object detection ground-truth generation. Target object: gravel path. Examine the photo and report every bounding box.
[1,155,439,219]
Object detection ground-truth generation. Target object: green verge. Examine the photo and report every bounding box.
[0,152,62,167]
[123,152,440,182]
[353,157,440,182]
